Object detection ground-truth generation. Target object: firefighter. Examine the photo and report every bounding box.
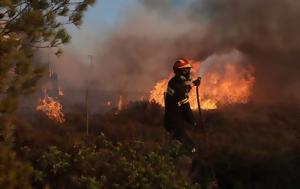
[164,58,201,152]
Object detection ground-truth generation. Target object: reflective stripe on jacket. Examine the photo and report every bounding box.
[164,75,195,129]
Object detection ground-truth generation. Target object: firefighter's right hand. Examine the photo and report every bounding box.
[192,77,201,87]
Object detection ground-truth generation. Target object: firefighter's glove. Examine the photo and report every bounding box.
[192,77,201,87]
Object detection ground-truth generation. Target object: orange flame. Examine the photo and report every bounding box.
[149,60,255,110]
[36,89,65,124]
[114,95,127,115]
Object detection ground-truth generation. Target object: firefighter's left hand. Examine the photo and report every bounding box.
[192,77,201,87]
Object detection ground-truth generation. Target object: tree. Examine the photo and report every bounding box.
[0,0,95,187]
[0,0,95,115]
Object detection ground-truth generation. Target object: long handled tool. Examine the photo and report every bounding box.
[195,80,219,189]
[196,83,204,132]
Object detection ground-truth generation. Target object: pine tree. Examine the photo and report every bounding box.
[0,1,95,187]
[0,0,95,115]
[0,0,96,125]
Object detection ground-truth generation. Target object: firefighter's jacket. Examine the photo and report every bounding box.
[164,75,196,131]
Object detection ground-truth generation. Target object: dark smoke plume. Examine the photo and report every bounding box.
[187,0,300,102]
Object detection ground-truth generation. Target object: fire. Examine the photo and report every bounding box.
[36,89,65,124]
[117,95,125,111]
[149,79,169,107]
[149,59,255,110]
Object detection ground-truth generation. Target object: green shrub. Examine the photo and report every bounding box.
[32,133,200,188]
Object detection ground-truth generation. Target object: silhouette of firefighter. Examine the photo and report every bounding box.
[164,58,201,152]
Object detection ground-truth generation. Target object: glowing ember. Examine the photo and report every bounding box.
[117,95,124,111]
[36,90,65,124]
[149,59,255,110]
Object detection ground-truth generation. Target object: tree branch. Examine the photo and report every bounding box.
[1,3,29,35]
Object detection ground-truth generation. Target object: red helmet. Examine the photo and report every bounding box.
[173,58,192,72]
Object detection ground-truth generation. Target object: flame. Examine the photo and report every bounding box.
[149,60,255,110]
[114,96,126,115]
[36,89,65,124]
[117,95,124,111]
[149,79,169,107]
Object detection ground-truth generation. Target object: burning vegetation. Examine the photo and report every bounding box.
[149,59,255,110]
[2,0,300,188]
[36,89,65,124]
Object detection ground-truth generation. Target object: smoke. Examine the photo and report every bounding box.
[51,0,300,109]
[187,0,300,102]
[91,4,214,94]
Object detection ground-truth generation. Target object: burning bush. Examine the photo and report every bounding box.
[36,89,65,124]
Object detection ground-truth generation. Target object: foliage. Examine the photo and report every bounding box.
[28,133,200,189]
[0,0,94,187]
[192,103,300,188]
[12,102,300,188]
[119,101,164,126]
[0,0,95,115]
[38,146,71,175]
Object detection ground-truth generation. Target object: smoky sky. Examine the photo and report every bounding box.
[51,0,300,104]
[191,0,300,101]
[92,11,207,93]
[137,0,300,102]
